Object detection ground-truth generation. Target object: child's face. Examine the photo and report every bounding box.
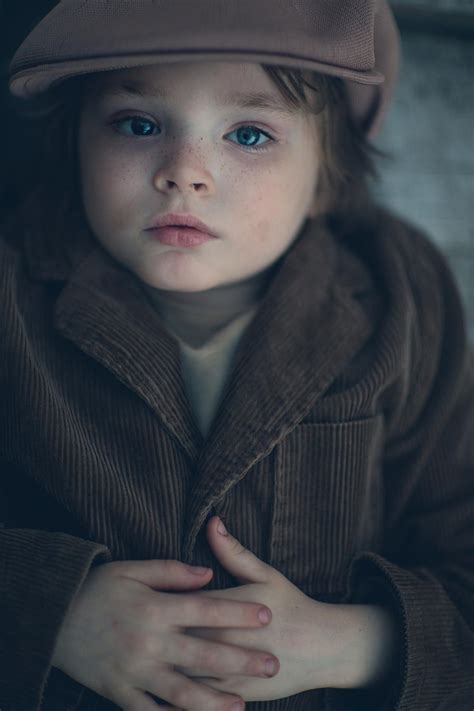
[79,61,322,292]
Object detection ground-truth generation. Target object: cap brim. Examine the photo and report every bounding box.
[9,51,384,99]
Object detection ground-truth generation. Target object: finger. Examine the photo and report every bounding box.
[145,669,245,711]
[164,593,272,628]
[206,516,274,584]
[168,632,279,679]
[114,687,179,710]
[145,691,183,710]
[187,675,268,700]
[187,676,229,689]
[112,559,214,590]
[181,676,242,698]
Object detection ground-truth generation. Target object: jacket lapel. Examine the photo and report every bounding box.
[183,219,377,557]
[23,204,377,556]
[20,199,204,463]
[53,245,204,463]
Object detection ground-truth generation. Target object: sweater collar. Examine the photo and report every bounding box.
[141,261,282,348]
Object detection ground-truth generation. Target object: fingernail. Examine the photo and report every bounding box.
[186,565,210,575]
[264,658,278,677]
[230,703,244,711]
[217,519,228,536]
[258,607,271,624]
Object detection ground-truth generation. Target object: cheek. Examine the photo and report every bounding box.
[83,150,131,196]
[79,121,139,198]
[253,216,273,245]
[81,152,141,230]
[244,175,294,245]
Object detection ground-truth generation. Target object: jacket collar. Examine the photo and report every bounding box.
[22,200,377,556]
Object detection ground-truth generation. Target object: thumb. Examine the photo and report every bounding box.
[109,559,213,591]
[206,516,271,584]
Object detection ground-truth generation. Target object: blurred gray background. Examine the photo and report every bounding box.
[374,0,473,342]
[1,0,473,340]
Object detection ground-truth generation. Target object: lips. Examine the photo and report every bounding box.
[149,226,214,248]
[147,212,217,237]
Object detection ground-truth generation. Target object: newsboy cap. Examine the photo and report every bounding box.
[8,0,401,138]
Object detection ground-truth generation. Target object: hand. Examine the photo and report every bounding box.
[51,558,280,711]
[181,516,351,702]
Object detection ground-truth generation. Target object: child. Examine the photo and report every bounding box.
[1,1,473,710]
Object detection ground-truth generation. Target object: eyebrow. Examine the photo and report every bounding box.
[101,80,299,117]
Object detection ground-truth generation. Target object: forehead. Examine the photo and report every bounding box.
[85,61,315,119]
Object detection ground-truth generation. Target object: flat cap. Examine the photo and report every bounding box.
[8,0,401,137]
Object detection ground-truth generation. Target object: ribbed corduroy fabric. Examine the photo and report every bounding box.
[1,197,474,711]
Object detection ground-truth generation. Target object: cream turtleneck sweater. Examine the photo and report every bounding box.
[142,262,281,438]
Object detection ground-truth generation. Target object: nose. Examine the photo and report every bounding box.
[152,142,213,196]
[157,178,207,193]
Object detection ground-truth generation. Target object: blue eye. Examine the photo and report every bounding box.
[227,125,273,152]
[111,115,275,153]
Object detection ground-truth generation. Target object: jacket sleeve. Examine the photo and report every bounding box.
[326,229,474,710]
[0,524,112,711]
[0,235,114,710]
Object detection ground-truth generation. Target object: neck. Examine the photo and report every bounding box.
[142,261,282,346]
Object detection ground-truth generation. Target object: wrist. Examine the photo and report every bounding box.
[335,603,400,690]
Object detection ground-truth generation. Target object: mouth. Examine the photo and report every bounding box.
[147,225,215,248]
[146,212,217,238]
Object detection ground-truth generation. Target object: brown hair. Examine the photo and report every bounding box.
[4,64,389,238]
[261,66,388,219]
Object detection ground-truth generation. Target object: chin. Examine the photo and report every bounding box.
[138,269,218,293]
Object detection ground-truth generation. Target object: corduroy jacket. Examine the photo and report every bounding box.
[0,197,473,711]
